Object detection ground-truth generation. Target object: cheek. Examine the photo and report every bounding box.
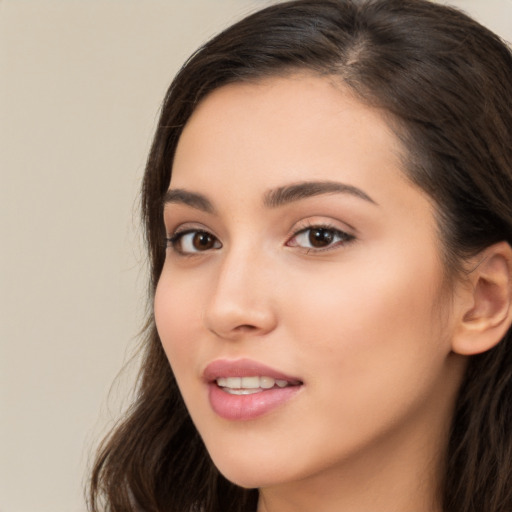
[154,273,202,369]
[283,248,450,407]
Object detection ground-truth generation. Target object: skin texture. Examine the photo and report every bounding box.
[154,75,471,512]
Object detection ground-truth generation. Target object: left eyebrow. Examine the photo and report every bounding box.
[162,188,216,213]
[263,180,377,208]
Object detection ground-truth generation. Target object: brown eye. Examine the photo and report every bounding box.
[168,230,222,254]
[309,228,334,247]
[192,231,216,250]
[288,225,354,251]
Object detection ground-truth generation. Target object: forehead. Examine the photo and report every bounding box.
[172,75,406,193]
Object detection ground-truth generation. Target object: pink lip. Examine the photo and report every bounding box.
[203,358,303,421]
[203,358,302,383]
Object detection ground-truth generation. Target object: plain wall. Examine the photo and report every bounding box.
[1,1,511,511]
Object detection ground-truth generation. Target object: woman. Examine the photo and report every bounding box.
[89,1,512,511]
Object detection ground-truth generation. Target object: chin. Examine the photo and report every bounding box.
[210,451,292,489]
[217,466,279,489]
[210,441,337,492]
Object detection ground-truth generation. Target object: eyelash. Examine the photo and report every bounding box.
[166,229,221,255]
[286,223,355,252]
[165,223,355,255]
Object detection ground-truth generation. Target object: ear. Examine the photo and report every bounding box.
[452,242,512,356]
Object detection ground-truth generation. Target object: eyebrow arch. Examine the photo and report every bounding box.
[162,189,215,213]
[264,180,377,208]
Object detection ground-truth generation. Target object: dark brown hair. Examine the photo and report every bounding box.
[89,1,512,511]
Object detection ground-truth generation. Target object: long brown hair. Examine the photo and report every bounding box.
[88,1,512,511]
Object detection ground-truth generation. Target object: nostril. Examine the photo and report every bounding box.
[235,324,258,332]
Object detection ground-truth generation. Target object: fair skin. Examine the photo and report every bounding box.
[154,75,512,512]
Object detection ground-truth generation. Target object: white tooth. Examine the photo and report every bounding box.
[260,376,275,389]
[217,376,288,390]
[225,388,261,395]
[241,376,260,389]
[225,377,242,388]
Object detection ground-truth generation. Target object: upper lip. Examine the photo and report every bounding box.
[203,358,303,385]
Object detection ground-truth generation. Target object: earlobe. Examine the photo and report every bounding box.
[452,242,512,356]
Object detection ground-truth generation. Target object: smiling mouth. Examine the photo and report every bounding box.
[205,360,303,420]
[216,376,297,395]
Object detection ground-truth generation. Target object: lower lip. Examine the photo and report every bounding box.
[208,383,302,421]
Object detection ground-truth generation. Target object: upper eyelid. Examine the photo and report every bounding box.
[293,225,349,237]
[165,221,215,236]
[287,217,355,238]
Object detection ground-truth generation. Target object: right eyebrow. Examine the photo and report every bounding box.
[264,180,377,208]
[162,189,216,214]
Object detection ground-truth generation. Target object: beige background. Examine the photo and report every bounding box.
[1,1,511,511]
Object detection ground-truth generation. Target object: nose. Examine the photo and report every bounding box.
[204,246,278,340]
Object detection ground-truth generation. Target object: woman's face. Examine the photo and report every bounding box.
[154,75,466,492]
